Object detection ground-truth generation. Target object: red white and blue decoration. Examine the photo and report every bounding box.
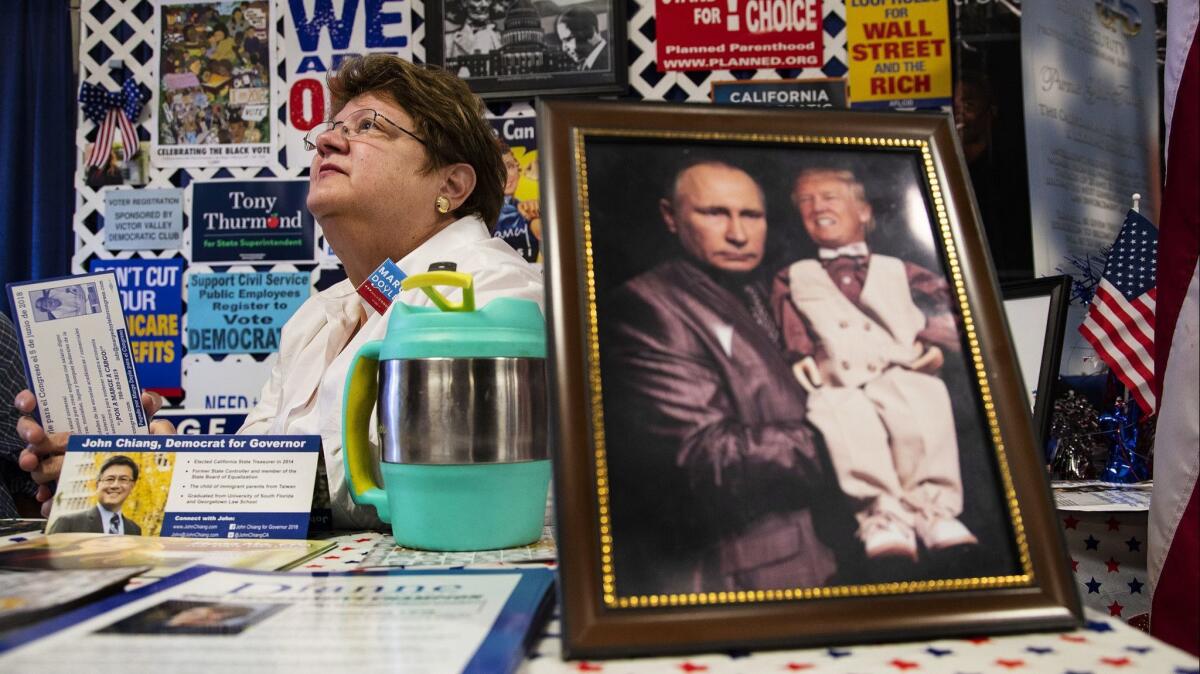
[1078,210,1158,415]
[79,79,144,169]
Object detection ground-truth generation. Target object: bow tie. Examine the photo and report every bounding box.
[818,243,870,260]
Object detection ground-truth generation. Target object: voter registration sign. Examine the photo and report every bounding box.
[655,0,823,72]
[847,0,951,109]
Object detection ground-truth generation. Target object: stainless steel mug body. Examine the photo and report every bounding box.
[376,358,547,465]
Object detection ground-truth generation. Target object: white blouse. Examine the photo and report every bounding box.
[238,216,544,528]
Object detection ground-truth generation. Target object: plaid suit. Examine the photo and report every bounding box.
[0,314,36,518]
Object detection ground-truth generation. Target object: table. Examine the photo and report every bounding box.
[299,533,1198,673]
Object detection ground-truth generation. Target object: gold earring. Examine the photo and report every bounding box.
[435,195,451,214]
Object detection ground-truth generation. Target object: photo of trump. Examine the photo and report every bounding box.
[583,139,1023,598]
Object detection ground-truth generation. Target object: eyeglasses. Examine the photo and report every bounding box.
[302,108,426,151]
[99,475,135,485]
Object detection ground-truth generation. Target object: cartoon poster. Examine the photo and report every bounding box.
[154,0,276,167]
[284,0,414,168]
[488,114,540,264]
[88,259,185,397]
[190,179,316,263]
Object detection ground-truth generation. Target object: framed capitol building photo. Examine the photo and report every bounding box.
[539,100,1082,658]
[425,0,626,99]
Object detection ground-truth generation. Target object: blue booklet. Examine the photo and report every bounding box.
[0,565,556,674]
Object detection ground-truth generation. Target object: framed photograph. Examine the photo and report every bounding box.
[425,0,626,99]
[1002,276,1072,455]
[539,100,1082,658]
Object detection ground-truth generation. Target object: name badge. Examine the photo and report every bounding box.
[356,259,407,314]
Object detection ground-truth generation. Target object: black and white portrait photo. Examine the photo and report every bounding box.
[427,0,624,98]
[30,283,102,323]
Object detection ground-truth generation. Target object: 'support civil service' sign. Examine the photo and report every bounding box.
[186,272,310,354]
[655,0,822,72]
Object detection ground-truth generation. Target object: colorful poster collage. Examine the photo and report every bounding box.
[155,0,275,167]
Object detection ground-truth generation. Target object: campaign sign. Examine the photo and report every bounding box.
[187,272,310,354]
[655,0,823,72]
[712,77,848,107]
[88,259,185,396]
[190,180,316,263]
[181,353,277,410]
[157,409,249,435]
[847,0,951,109]
[51,435,320,539]
[103,188,185,251]
[284,0,413,167]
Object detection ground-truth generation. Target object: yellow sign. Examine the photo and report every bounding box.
[846,0,951,109]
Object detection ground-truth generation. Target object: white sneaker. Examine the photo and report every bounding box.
[915,515,978,550]
[859,514,918,560]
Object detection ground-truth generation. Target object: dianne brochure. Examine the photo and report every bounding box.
[7,273,148,435]
[48,435,320,539]
[0,534,334,580]
[0,565,556,674]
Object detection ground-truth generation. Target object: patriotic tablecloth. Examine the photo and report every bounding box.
[1061,510,1151,625]
[522,613,1197,673]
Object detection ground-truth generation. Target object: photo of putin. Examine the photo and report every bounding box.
[599,158,856,597]
[47,455,143,535]
[583,139,1022,600]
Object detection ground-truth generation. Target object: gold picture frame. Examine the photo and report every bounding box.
[539,100,1081,658]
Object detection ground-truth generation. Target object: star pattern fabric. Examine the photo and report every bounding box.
[514,611,1193,672]
[1061,510,1151,625]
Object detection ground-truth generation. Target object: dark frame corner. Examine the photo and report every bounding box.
[1001,276,1073,454]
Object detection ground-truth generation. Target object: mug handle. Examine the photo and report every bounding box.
[342,339,390,520]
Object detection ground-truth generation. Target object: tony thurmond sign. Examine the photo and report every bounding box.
[190,180,316,264]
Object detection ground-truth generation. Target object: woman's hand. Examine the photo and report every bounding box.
[14,390,175,517]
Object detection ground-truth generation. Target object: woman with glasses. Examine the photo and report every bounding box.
[15,55,542,529]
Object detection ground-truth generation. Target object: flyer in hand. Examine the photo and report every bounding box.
[6,272,148,435]
[47,435,321,539]
[0,565,556,674]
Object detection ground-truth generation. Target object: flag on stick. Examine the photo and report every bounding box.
[1078,210,1158,414]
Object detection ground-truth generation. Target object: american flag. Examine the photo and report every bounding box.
[1079,209,1158,414]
